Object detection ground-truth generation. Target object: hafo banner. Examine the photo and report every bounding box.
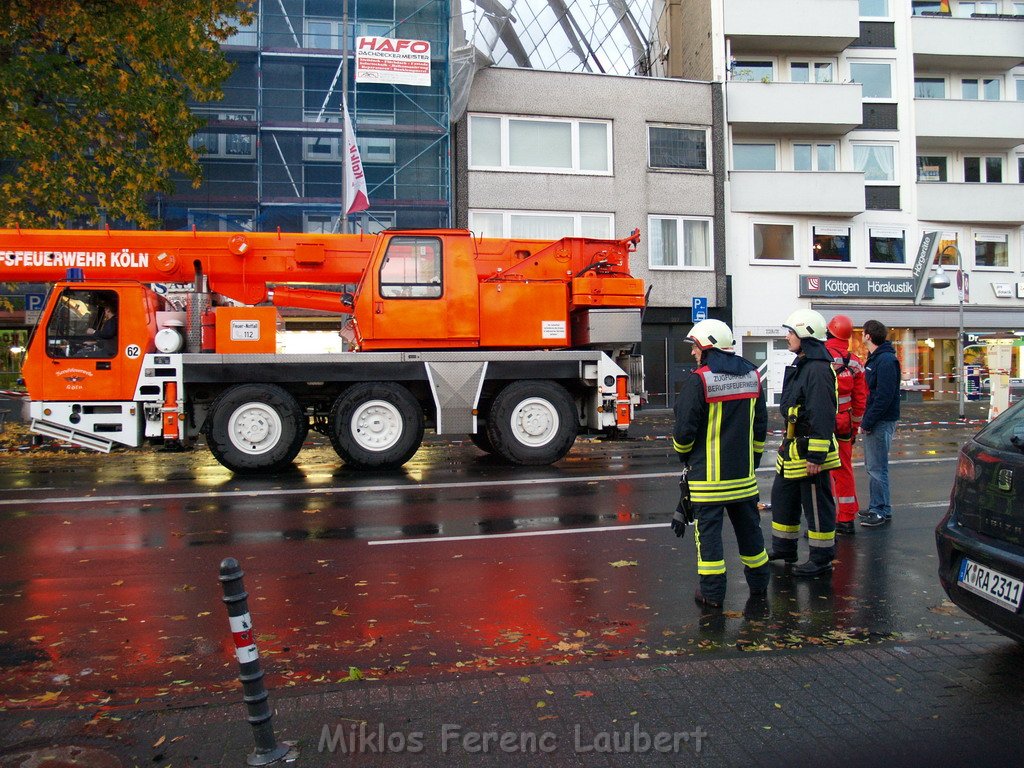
[355,36,431,87]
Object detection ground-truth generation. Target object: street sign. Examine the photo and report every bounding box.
[691,297,708,323]
[25,293,45,311]
[912,231,940,305]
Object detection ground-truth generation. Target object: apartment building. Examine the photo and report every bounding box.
[153,0,451,235]
[659,0,1024,402]
[455,67,724,406]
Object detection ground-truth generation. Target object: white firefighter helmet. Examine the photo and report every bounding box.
[687,319,735,351]
[783,308,827,341]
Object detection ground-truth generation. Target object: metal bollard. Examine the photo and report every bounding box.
[219,557,293,766]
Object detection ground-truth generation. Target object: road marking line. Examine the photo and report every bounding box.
[369,522,668,546]
[0,456,955,508]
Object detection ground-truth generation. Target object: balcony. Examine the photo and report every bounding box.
[727,82,862,136]
[915,99,1024,151]
[724,0,859,53]
[917,183,1024,226]
[912,16,1024,71]
[730,171,865,216]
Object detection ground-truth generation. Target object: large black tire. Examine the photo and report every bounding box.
[485,380,578,466]
[329,382,424,470]
[205,384,306,473]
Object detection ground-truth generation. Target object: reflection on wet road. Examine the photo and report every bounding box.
[0,424,991,710]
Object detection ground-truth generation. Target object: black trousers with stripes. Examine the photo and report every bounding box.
[770,471,836,565]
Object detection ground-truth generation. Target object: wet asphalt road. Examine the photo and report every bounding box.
[0,415,1006,713]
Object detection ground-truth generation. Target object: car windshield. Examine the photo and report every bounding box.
[974,399,1024,454]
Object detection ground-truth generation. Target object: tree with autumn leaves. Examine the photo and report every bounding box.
[0,0,253,228]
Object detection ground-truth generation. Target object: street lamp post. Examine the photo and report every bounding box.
[929,245,965,420]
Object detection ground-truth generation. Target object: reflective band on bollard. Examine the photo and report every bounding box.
[219,557,295,766]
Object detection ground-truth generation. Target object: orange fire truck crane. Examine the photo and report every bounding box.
[0,227,646,473]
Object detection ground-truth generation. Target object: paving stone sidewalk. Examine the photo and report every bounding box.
[2,635,1022,767]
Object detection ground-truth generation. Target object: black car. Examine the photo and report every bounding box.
[936,398,1024,643]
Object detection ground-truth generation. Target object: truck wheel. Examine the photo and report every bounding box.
[206,384,306,473]
[329,382,424,470]
[486,380,577,465]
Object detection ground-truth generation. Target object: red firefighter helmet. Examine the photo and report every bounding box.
[827,314,854,341]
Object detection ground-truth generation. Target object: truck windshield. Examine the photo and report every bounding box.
[46,289,119,358]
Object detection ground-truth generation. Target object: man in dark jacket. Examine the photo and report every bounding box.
[858,320,901,528]
[768,309,841,577]
[673,319,769,609]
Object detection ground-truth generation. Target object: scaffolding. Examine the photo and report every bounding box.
[157,0,451,233]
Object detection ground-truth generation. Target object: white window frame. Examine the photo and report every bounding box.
[852,142,898,183]
[187,209,256,232]
[848,59,895,101]
[730,59,775,83]
[914,76,947,99]
[303,211,341,234]
[955,2,999,17]
[791,142,837,172]
[751,221,798,265]
[467,209,615,239]
[1015,76,1024,101]
[646,124,710,172]
[224,15,258,46]
[732,142,778,171]
[916,154,950,182]
[972,231,1011,270]
[1014,3,1024,15]
[303,17,392,50]
[963,154,1004,183]
[788,59,836,84]
[647,215,714,271]
[467,114,613,176]
[190,109,256,160]
[859,0,891,18]
[358,113,397,165]
[866,225,908,269]
[811,224,855,266]
[302,111,343,162]
[960,76,1003,101]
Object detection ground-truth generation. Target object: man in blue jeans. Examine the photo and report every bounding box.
[859,320,901,528]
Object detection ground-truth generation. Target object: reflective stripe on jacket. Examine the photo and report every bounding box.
[673,356,768,504]
[775,340,841,479]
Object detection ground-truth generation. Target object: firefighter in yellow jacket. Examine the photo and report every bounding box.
[768,309,842,577]
[673,319,769,608]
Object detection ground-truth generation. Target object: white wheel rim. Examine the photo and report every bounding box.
[351,399,404,452]
[509,397,559,448]
[228,402,283,455]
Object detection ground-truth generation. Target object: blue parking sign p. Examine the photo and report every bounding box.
[25,293,45,311]
[691,297,708,323]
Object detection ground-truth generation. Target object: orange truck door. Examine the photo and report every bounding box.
[367,234,479,349]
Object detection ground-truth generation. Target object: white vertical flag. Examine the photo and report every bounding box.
[342,102,369,215]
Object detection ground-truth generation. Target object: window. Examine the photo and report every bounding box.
[190,111,256,159]
[46,290,119,359]
[1019,155,1024,182]
[303,212,340,234]
[974,233,1009,268]
[853,144,896,181]
[849,62,893,98]
[468,114,612,174]
[224,15,258,46]
[380,236,442,299]
[357,113,397,165]
[812,226,852,263]
[937,232,960,266]
[304,17,391,49]
[753,223,795,262]
[914,78,946,99]
[964,156,1003,183]
[868,227,906,264]
[955,2,998,16]
[187,209,255,232]
[302,112,342,162]
[917,155,948,182]
[962,78,1001,100]
[648,216,712,269]
[731,60,773,82]
[648,126,709,170]
[912,2,947,14]
[860,0,889,15]
[793,143,836,171]
[468,210,613,239]
[1015,2,1024,14]
[733,144,776,170]
[1016,78,1024,101]
[790,62,834,83]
